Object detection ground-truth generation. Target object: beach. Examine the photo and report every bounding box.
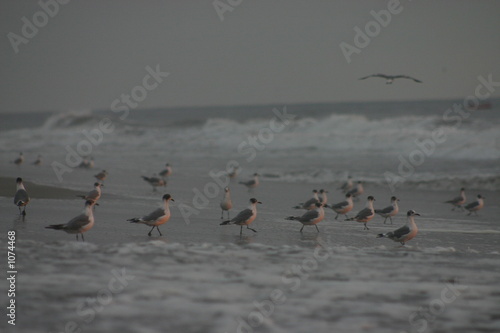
[1,102,500,332]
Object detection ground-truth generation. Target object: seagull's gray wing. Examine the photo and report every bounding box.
[231,208,254,224]
[355,208,373,220]
[299,209,319,222]
[391,225,411,239]
[141,208,166,222]
[14,189,29,205]
[332,200,348,210]
[86,189,100,201]
[302,197,319,208]
[359,74,389,80]
[66,213,91,230]
[375,205,394,215]
[465,201,479,210]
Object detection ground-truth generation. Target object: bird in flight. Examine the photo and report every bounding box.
[359,74,422,84]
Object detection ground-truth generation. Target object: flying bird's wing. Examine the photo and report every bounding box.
[394,75,422,83]
[359,74,389,80]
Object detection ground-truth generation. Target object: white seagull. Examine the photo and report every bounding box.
[327,193,354,220]
[159,163,173,178]
[294,189,320,210]
[77,182,103,205]
[346,181,364,200]
[444,188,466,211]
[220,198,261,235]
[318,189,329,205]
[377,210,420,245]
[14,177,30,216]
[286,202,325,233]
[345,196,375,230]
[142,175,167,191]
[239,173,259,191]
[375,196,400,224]
[128,194,174,236]
[14,152,24,166]
[464,194,485,216]
[46,200,95,241]
[220,186,233,219]
[94,170,108,182]
[359,74,422,84]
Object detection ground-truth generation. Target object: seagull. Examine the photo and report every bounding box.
[227,166,240,179]
[142,175,167,191]
[346,181,364,200]
[33,155,42,166]
[345,196,375,230]
[375,196,400,224]
[327,193,354,220]
[77,182,103,205]
[220,186,233,219]
[159,163,173,178]
[377,210,420,245]
[14,152,24,166]
[94,170,108,182]
[359,74,422,84]
[128,194,174,236]
[464,194,485,216]
[79,157,95,169]
[318,189,329,205]
[46,200,95,241]
[338,176,353,193]
[239,173,259,192]
[444,188,466,211]
[286,202,325,232]
[220,198,261,235]
[294,189,320,210]
[14,177,30,216]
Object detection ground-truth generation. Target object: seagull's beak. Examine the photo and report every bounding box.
[415,213,421,216]
[257,201,262,204]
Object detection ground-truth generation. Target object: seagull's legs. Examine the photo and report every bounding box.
[300,225,304,233]
[247,226,257,233]
[383,217,388,224]
[315,225,320,233]
[148,226,155,236]
[240,226,243,236]
[364,223,369,230]
[156,226,162,236]
[81,233,85,242]
[389,216,393,225]
[335,214,339,220]
[220,210,224,219]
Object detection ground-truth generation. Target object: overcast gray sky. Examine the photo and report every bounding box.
[1,0,499,113]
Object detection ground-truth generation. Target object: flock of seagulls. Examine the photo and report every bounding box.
[11,154,486,244]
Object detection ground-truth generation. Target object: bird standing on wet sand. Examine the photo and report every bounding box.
[128,194,174,236]
[327,193,354,220]
[444,188,466,211]
[159,163,173,178]
[220,187,233,219]
[346,181,364,200]
[375,196,400,224]
[14,152,24,166]
[239,173,259,192]
[377,210,420,245]
[142,175,167,191]
[464,194,485,216]
[338,176,353,193]
[345,196,375,230]
[318,189,328,205]
[286,202,325,233]
[94,170,108,182]
[14,177,30,216]
[294,189,319,210]
[220,198,261,235]
[46,200,95,241]
[33,155,42,166]
[77,182,103,205]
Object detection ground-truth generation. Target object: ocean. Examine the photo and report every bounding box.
[1,100,499,333]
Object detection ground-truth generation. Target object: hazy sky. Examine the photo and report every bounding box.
[1,0,499,112]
